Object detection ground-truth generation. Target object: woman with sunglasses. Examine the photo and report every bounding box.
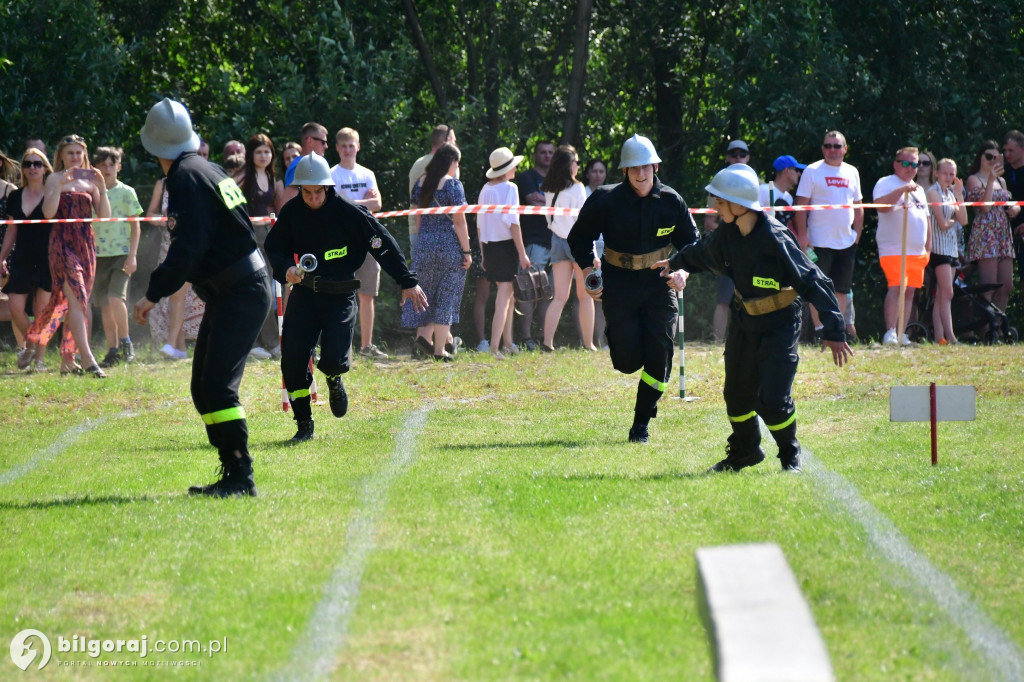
[23,135,110,376]
[915,149,937,188]
[965,140,1020,318]
[2,149,55,370]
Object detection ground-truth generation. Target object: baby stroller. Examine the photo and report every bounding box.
[906,264,1018,344]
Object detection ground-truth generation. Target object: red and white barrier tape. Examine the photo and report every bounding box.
[2,200,1021,225]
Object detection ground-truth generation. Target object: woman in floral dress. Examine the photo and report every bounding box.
[965,140,1021,315]
[401,143,471,360]
[25,135,110,376]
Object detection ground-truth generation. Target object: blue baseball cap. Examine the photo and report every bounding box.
[772,155,806,171]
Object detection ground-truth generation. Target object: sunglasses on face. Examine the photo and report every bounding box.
[918,159,931,166]
[984,152,999,161]
[23,160,46,169]
[898,160,919,169]
[311,137,328,145]
[822,143,845,150]
[727,150,749,157]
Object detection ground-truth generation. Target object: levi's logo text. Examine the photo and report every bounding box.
[753,276,779,290]
[325,247,347,260]
[217,178,246,209]
[825,177,850,188]
[656,225,675,237]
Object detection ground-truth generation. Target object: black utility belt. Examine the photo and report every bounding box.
[295,276,361,295]
[193,250,265,301]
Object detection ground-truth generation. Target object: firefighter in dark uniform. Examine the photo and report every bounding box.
[568,134,698,443]
[134,98,273,497]
[655,164,853,472]
[265,152,427,443]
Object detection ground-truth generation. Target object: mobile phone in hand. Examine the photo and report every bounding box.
[71,168,92,181]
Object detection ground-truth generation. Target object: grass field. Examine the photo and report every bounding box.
[1,340,1023,681]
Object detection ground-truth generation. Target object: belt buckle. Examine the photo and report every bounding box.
[620,253,634,269]
[311,276,321,293]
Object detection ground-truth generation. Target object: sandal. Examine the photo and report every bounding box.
[84,364,107,378]
[60,364,84,376]
[415,335,434,357]
[17,345,35,370]
[432,352,453,363]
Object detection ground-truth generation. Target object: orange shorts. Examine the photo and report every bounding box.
[879,254,929,288]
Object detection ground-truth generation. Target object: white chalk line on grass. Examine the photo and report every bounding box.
[0,405,157,487]
[277,406,430,682]
[802,446,1024,682]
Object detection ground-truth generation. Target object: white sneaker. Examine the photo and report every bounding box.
[476,339,490,352]
[174,348,189,360]
[491,350,506,361]
[501,343,519,355]
[901,333,912,346]
[882,328,898,345]
[249,346,272,360]
[160,343,178,358]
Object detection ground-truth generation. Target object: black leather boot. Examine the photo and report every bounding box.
[707,418,765,472]
[770,421,802,472]
[188,450,257,497]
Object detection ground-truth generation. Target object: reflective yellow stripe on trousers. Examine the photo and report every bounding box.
[765,413,796,431]
[201,406,246,425]
[288,389,310,400]
[641,370,667,392]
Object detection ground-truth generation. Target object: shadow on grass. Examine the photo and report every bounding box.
[442,439,589,451]
[556,470,709,482]
[0,493,168,510]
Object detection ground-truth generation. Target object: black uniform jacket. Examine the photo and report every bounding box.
[568,177,698,270]
[669,212,846,341]
[265,190,418,290]
[147,152,258,303]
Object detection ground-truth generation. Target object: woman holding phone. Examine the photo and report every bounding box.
[24,134,110,376]
[965,140,1020,316]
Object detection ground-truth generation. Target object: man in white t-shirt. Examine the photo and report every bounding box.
[794,130,863,339]
[758,154,805,237]
[331,127,387,359]
[873,147,931,345]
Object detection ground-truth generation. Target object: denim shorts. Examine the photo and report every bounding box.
[524,242,551,270]
[549,235,573,264]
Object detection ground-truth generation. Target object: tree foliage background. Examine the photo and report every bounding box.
[2,0,1022,341]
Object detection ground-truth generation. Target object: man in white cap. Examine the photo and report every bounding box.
[266,152,427,443]
[134,97,273,497]
[568,134,698,444]
[655,164,851,473]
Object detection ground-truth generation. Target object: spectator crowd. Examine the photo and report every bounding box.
[3,125,1024,376]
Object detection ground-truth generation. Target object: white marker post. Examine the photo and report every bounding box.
[889,384,976,465]
[678,291,685,399]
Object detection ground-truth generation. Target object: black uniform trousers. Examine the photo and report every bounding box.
[601,267,677,419]
[722,299,800,460]
[191,269,273,456]
[280,286,356,421]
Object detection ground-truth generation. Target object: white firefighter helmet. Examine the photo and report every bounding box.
[619,134,662,169]
[140,98,201,159]
[290,152,334,186]
[705,163,762,211]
